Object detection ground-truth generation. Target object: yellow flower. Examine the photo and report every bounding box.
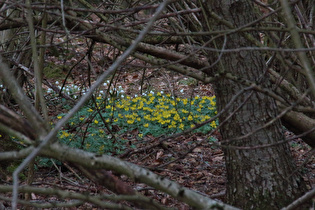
[99,129,104,133]
[96,96,102,100]
[173,114,180,121]
[94,120,99,124]
[57,116,62,119]
[127,120,134,124]
[188,115,193,121]
[179,123,184,130]
[181,109,189,114]
[138,133,143,138]
[190,124,195,128]
[87,108,93,112]
[210,121,217,128]
[144,123,149,128]
[99,145,105,152]
[80,117,84,121]
[60,131,70,138]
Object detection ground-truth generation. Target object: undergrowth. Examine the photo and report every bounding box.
[43,82,218,166]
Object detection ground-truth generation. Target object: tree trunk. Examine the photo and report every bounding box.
[200,1,307,209]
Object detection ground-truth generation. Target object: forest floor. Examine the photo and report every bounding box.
[25,128,315,209]
[2,41,315,209]
[23,65,315,209]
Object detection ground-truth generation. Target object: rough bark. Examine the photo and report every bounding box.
[200,0,308,209]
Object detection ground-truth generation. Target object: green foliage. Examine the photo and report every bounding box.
[6,164,26,180]
[54,88,218,155]
[36,157,61,168]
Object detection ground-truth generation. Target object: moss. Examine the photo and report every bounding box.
[43,63,68,79]
[178,77,197,86]
[0,134,25,181]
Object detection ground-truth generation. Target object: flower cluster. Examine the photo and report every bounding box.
[112,93,217,134]
[57,91,218,154]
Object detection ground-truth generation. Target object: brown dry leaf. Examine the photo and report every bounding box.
[161,197,169,205]
[212,156,223,162]
[193,147,203,153]
[156,150,164,160]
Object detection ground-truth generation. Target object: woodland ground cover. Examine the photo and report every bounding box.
[29,77,315,208]
[1,1,314,208]
[51,82,218,156]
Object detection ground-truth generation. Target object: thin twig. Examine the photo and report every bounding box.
[10,1,173,209]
